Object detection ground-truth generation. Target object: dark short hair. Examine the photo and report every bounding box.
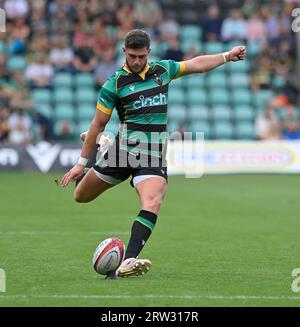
[124,29,150,49]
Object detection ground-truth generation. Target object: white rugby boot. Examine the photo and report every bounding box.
[116,258,152,277]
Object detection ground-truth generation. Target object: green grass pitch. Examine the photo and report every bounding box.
[0,172,300,307]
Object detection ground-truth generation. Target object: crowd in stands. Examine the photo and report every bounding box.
[0,0,299,144]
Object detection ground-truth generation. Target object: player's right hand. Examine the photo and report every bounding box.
[60,164,85,187]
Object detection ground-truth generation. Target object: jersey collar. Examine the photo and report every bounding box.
[123,63,150,80]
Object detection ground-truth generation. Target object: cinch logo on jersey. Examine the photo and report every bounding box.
[133,93,167,110]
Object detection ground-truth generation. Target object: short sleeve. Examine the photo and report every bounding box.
[96,77,117,115]
[159,60,186,80]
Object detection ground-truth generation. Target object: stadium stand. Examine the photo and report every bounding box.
[0,0,298,144]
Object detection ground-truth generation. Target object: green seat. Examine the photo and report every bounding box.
[53,73,73,88]
[0,42,7,53]
[115,40,124,57]
[204,41,223,54]
[75,88,96,104]
[180,25,202,41]
[168,89,185,105]
[189,105,209,120]
[170,77,184,89]
[232,88,252,106]
[167,121,177,134]
[150,41,160,57]
[185,75,205,88]
[233,105,254,121]
[235,121,255,140]
[253,90,274,110]
[187,89,207,106]
[181,39,202,53]
[214,63,227,73]
[229,73,250,88]
[272,76,286,89]
[74,73,95,87]
[211,105,231,121]
[7,56,27,70]
[77,120,91,134]
[206,72,227,88]
[77,104,95,120]
[226,41,241,49]
[227,59,250,73]
[213,122,233,139]
[169,105,186,123]
[32,89,52,104]
[54,104,74,120]
[116,55,125,67]
[35,104,53,119]
[209,89,230,106]
[247,41,261,58]
[189,121,211,139]
[53,88,73,103]
[106,25,116,39]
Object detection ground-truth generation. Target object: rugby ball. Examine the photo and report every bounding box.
[92,237,125,275]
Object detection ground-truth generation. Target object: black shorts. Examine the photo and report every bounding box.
[93,148,168,187]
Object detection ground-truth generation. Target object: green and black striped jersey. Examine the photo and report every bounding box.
[96,60,185,158]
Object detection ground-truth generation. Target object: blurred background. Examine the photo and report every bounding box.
[1,1,300,308]
[0,0,298,145]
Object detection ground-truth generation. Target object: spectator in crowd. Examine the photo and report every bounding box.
[29,5,48,35]
[7,109,32,144]
[8,17,30,54]
[221,9,247,42]
[246,10,268,45]
[50,35,74,73]
[91,18,115,59]
[241,0,258,19]
[24,53,54,89]
[281,120,300,140]
[98,0,118,25]
[163,36,184,61]
[29,31,51,54]
[158,12,180,41]
[72,19,93,49]
[0,107,10,142]
[251,54,273,91]
[94,47,118,87]
[134,0,162,29]
[55,120,77,141]
[202,4,223,42]
[35,111,55,142]
[0,53,10,82]
[0,0,297,145]
[4,0,29,19]
[255,107,281,140]
[48,7,74,37]
[73,45,97,73]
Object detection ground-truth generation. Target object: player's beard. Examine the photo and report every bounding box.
[126,60,147,74]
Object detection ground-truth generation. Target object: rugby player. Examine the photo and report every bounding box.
[60,29,246,279]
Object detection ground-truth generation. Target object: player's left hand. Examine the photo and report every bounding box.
[59,164,85,187]
[229,46,246,62]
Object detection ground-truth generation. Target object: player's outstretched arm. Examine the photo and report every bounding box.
[182,45,246,75]
[60,110,111,187]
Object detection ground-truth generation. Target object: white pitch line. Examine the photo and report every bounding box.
[0,231,129,236]
[0,294,300,301]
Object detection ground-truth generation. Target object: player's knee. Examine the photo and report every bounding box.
[143,196,163,214]
[74,189,90,203]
